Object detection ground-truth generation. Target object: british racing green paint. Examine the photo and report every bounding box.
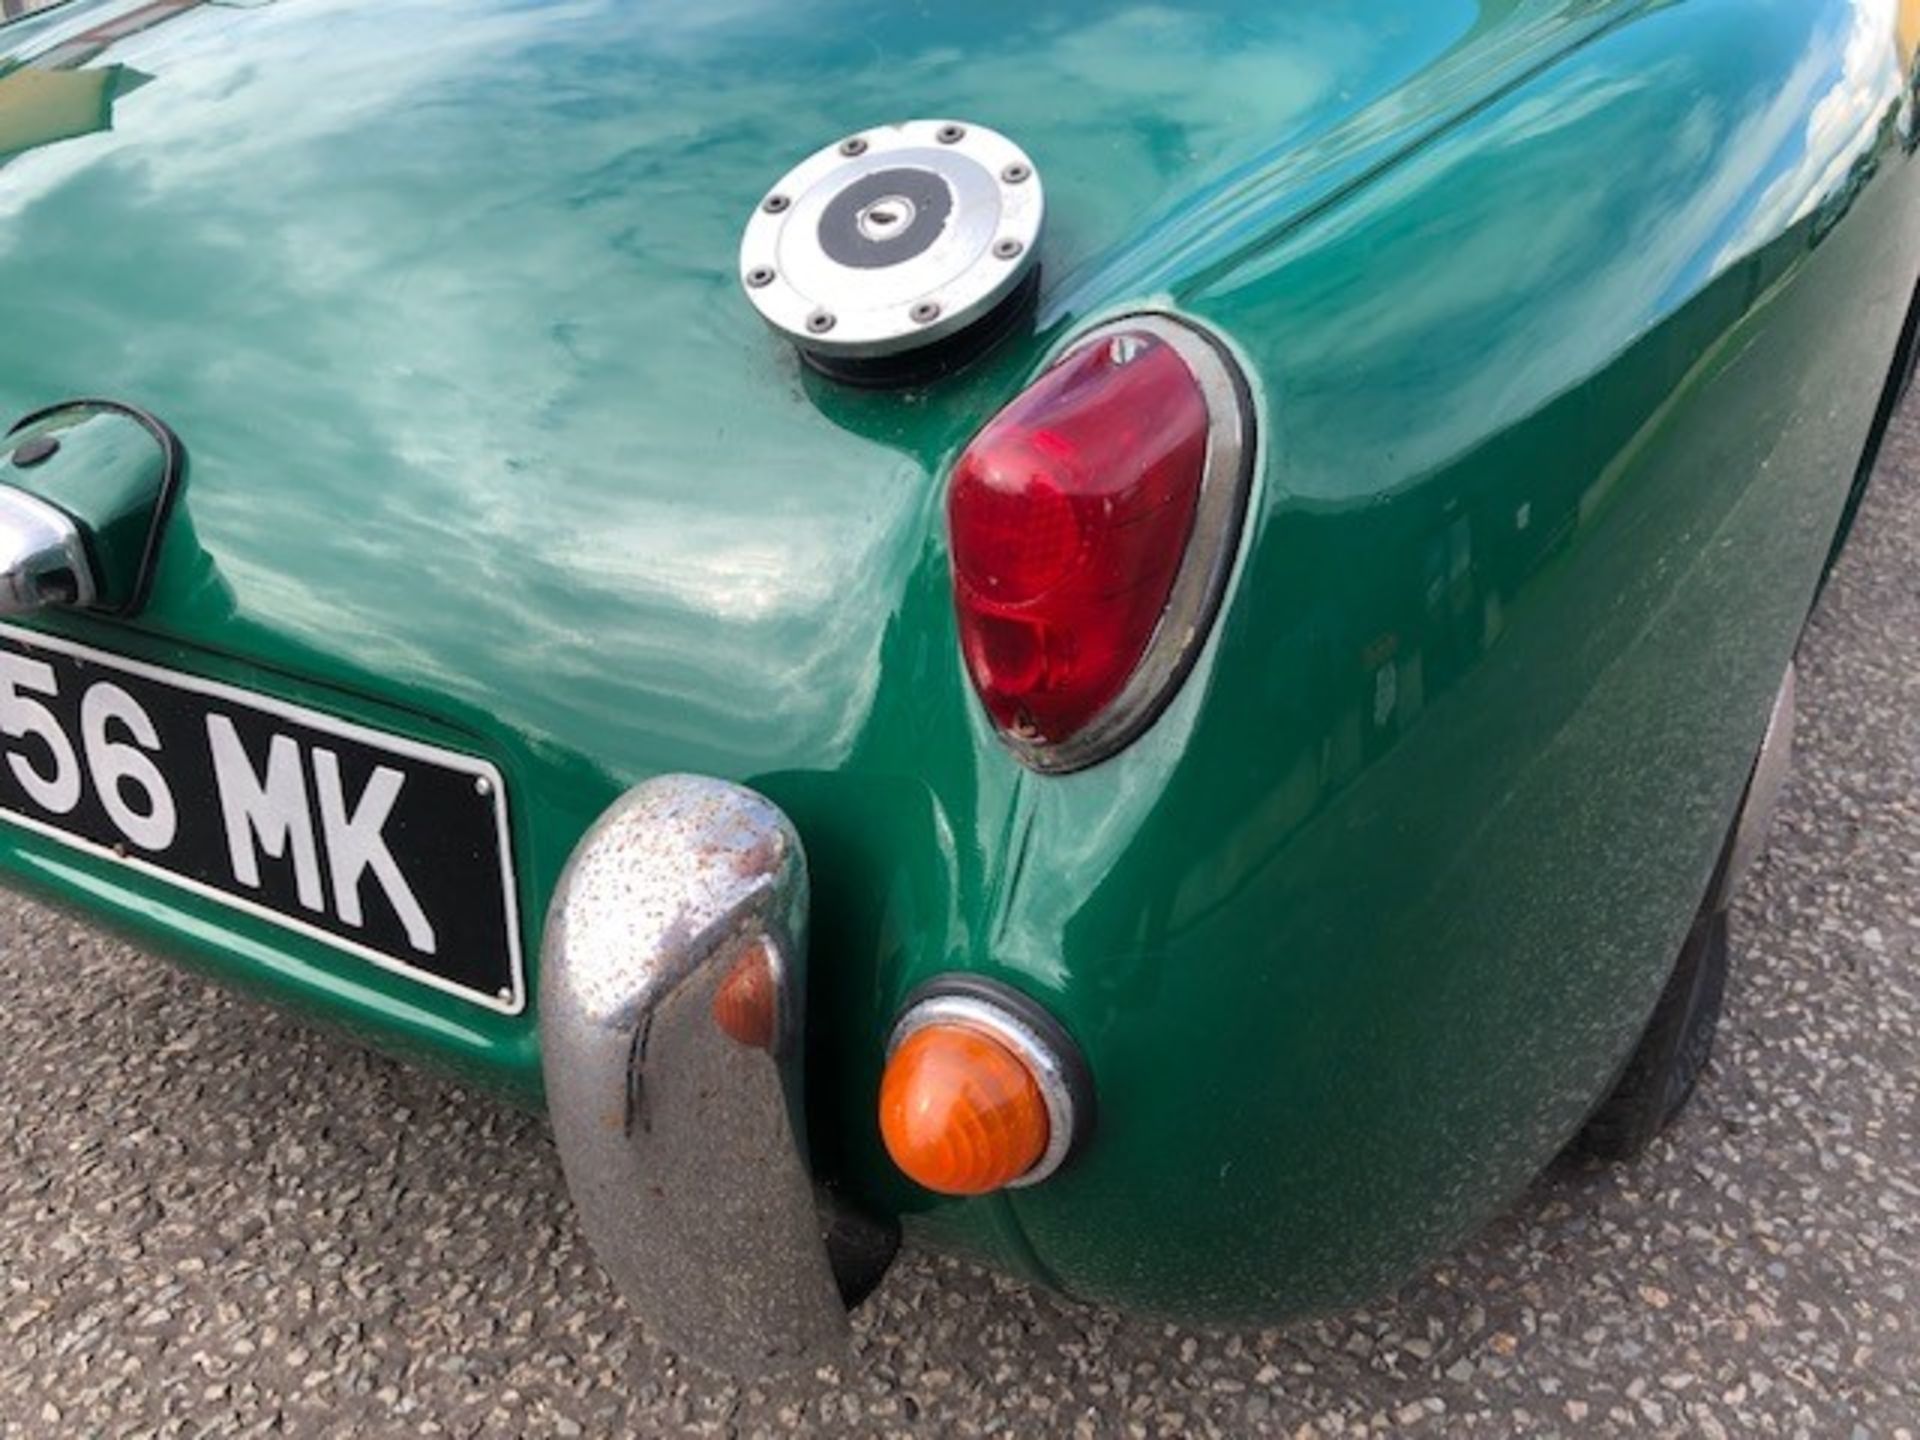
[1,0,1916,1318]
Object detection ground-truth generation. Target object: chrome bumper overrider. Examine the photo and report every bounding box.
[539,776,848,1373]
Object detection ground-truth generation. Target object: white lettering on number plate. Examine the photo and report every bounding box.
[206,715,437,955]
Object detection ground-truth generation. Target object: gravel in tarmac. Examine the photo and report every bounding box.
[4,399,1920,1437]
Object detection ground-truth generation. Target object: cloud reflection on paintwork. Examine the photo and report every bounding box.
[1202,0,1909,504]
[1724,0,1905,256]
[0,0,1552,788]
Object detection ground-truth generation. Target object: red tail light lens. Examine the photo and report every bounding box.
[947,316,1252,770]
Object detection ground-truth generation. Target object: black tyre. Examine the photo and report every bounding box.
[1573,903,1730,1162]
[1576,656,1794,1162]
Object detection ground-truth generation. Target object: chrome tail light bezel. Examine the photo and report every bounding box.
[951,312,1258,774]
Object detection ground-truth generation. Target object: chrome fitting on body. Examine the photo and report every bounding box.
[0,489,95,614]
[1717,662,1796,909]
[2,398,186,618]
[539,775,846,1374]
[738,118,1044,385]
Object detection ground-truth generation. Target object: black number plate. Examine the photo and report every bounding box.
[0,625,522,1012]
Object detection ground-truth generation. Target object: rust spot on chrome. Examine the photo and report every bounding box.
[732,831,783,879]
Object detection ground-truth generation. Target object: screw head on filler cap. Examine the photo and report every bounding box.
[738,119,1043,364]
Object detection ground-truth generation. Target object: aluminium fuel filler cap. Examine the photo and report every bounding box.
[739,119,1044,385]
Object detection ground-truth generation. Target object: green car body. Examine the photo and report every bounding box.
[3,0,1918,1339]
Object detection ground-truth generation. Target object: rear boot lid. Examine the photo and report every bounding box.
[0,0,1623,1074]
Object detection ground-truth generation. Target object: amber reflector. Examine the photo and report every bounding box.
[879,1024,1049,1195]
[710,939,777,1050]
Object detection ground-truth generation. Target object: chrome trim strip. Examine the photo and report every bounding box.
[1720,663,1796,907]
[887,992,1079,1187]
[539,775,846,1373]
[994,313,1257,774]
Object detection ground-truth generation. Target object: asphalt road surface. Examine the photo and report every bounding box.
[5,395,1920,1439]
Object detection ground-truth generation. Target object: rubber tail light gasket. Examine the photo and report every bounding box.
[973,312,1258,775]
